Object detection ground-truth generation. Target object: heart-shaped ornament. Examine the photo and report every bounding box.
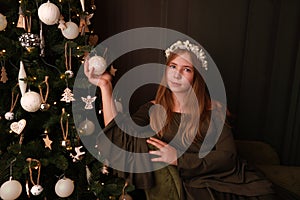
[10,119,26,134]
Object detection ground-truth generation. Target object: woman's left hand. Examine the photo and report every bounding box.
[147,137,178,166]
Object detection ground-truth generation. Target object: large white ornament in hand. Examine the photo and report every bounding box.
[88,55,107,75]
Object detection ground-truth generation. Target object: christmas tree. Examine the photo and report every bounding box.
[0,0,134,199]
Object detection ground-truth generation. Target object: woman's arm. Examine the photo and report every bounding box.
[84,57,117,125]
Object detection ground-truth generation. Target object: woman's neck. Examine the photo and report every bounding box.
[172,92,188,113]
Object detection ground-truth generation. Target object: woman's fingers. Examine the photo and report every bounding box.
[146,137,166,149]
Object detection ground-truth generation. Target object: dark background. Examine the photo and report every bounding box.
[93,0,300,165]
[0,0,298,165]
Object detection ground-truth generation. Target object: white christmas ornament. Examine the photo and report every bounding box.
[78,119,95,135]
[4,112,14,120]
[10,119,26,135]
[20,91,42,112]
[70,146,86,162]
[18,61,27,96]
[30,184,43,196]
[0,178,22,200]
[61,21,79,40]
[81,95,96,109]
[55,177,74,198]
[38,1,60,25]
[0,13,7,31]
[88,55,107,75]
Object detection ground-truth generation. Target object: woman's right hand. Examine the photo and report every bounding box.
[84,56,112,89]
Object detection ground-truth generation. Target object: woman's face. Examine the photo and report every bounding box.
[166,52,195,94]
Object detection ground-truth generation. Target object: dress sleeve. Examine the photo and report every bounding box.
[177,123,237,180]
[96,102,155,189]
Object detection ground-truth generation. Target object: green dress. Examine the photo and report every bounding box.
[97,102,291,200]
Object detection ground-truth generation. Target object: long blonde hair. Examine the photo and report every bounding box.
[150,49,211,145]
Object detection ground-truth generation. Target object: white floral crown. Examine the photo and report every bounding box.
[165,40,208,70]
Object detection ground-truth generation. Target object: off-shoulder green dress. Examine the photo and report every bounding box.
[96,102,288,200]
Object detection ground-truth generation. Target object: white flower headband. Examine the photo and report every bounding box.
[165,40,208,70]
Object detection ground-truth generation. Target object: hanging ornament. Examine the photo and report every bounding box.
[4,112,14,121]
[18,61,27,96]
[1,66,8,83]
[110,65,117,76]
[16,6,26,29]
[60,108,72,150]
[79,13,93,36]
[0,160,22,200]
[61,21,79,40]
[10,119,26,135]
[70,146,86,162]
[18,16,40,51]
[43,134,53,150]
[38,0,60,25]
[63,43,74,78]
[5,85,19,121]
[88,55,107,75]
[81,95,96,109]
[88,34,99,46]
[19,33,40,50]
[0,13,7,31]
[58,15,66,30]
[55,177,74,198]
[60,87,75,103]
[80,0,85,11]
[78,118,95,136]
[39,76,50,111]
[119,181,133,200]
[26,158,43,196]
[20,90,42,112]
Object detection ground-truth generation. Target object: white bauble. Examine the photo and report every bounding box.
[88,56,107,75]
[78,119,95,136]
[38,1,60,25]
[4,112,14,121]
[65,70,74,78]
[0,179,22,200]
[20,91,42,112]
[0,13,7,31]
[30,185,43,196]
[61,21,79,39]
[55,178,74,198]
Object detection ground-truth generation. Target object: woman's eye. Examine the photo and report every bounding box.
[169,65,176,69]
[184,68,192,72]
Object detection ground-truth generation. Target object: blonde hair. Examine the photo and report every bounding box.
[150,49,211,145]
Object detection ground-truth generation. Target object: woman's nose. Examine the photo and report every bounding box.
[173,70,181,79]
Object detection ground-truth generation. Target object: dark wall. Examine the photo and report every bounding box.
[93,0,300,165]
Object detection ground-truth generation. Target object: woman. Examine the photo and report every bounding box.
[84,40,282,200]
